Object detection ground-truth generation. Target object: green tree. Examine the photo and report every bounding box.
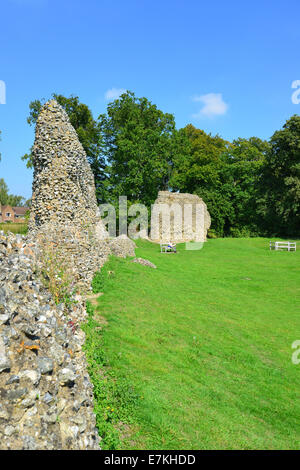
[169,125,231,235]
[0,178,25,206]
[170,126,270,236]
[0,178,9,205]
[98,91,177,207]
[258,115,300,237]
[170,124,229,193]
[21,94,106,202]
[218,137,269,236]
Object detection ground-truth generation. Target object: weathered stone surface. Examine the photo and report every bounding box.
[0,231,100,450]
[0,100,138,450]
[0,355,11,373]
[150,191,211,243]
[37,358,54,375]
[109,234,136,258]
[132,258,157,269]
[29,100,99,230]
[28,99,110,291]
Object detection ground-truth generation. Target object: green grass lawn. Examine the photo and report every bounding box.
[0,223,28,234]
[83,238,300,450]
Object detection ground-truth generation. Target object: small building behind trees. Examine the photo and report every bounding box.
[0,205,29,223]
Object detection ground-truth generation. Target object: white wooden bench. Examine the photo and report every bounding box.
[160,243,176,253]
[269,241,296,251]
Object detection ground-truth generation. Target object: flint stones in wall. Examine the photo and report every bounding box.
[150,191,211,243]
[28,99,110,289]
[0,232,100,450]
[29,99,99,230]
[132,258,157,269]
[109,234,136,258]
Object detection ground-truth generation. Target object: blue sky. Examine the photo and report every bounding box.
[0,0,299,200]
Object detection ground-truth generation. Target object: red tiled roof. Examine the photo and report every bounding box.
[0,205,29,216]
[12,207,29,215]
[0,205,12,212]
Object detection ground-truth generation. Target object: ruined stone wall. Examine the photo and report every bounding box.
[150,191,211,243]
[0,232,100,450]
[0,100,139,450]
[29,99,99,231]
[28,99,110,291]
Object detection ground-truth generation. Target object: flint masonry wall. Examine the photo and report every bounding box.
[0,101,108,449]
[0,99,138,450]
[28,99,110,291]
[0,232,100,450]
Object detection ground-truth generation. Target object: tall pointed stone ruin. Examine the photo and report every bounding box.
[28,99,110,290]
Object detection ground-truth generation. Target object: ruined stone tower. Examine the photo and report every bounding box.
[28,99,110,289]
[150,191,211,243]
[29,99,100,231]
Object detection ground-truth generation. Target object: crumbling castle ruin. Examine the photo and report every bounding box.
[151,191,211,243]
[0,232,101,450]
[28,99,111,290]
[0,100,135,450]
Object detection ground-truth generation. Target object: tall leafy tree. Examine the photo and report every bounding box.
[170,125,230,235]
[0,178,9,205]
[218,137,270,236]
[98,91,177,207]
[258,115,300,236]
[170,124,229,192]
[0,178,26,206]
[170,126,270,236]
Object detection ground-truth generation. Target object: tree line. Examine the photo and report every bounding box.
[0,178,30,207]
[21,91,300,238]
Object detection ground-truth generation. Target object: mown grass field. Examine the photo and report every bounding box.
[0,223,28,234]
[83,238,300,450]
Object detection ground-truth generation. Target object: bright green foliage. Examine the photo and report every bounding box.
[170,124,229,192]
[84,238,300,450]
[98,91,177,207]
[258,115,300,237]
[170,126,269,236]
[0,178,9,204]
[216,137,270,236]
[0,178,26,206]
[82,264,142,450]
[169,125,232,236]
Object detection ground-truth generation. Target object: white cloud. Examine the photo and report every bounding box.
[104,88,126,101]
[192,93,228,118]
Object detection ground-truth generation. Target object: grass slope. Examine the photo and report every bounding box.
[83,238,300,450]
